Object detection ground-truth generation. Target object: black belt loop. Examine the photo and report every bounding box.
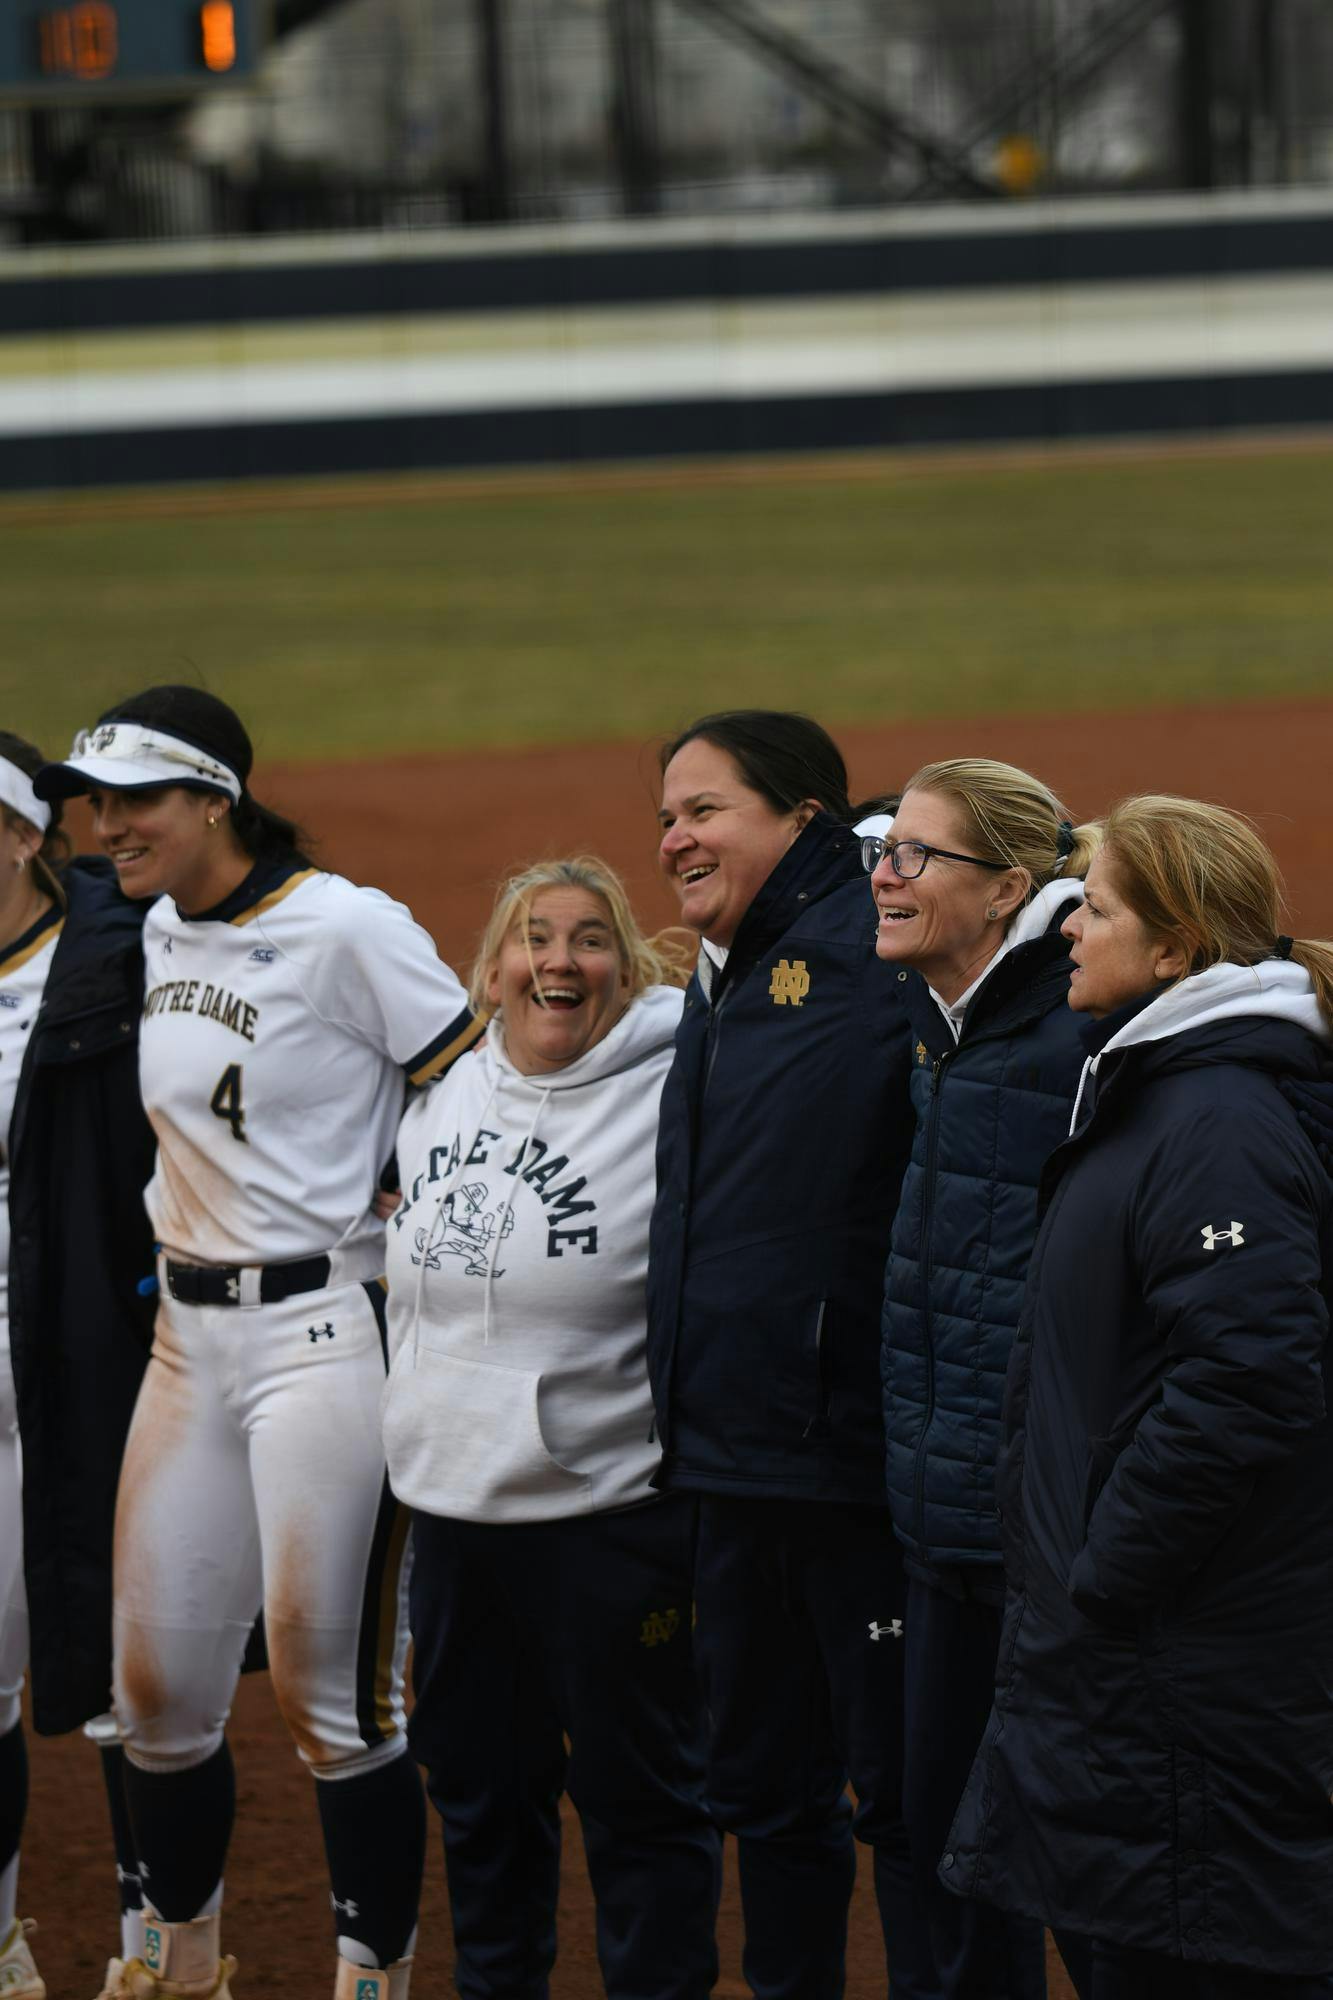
[165,1253,332,1308]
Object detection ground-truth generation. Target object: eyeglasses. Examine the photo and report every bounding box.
[860,835,1009,880]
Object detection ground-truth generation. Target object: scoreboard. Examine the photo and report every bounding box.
[0,1,261,99]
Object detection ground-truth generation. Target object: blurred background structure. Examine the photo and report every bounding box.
[4,0,1333,240]
[2,2,1333,489]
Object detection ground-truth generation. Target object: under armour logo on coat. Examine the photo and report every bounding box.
[868,1618,904,1641]
[1201,1221,1245,1251]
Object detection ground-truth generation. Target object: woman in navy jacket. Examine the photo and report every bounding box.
[946,794,1333,1999]
[647,712,933,2000]
[1,729,157,1989]
[869,757,1098,2000]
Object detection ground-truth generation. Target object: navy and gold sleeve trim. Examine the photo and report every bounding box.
[0,905,64,978]
[405,1007,487,1087]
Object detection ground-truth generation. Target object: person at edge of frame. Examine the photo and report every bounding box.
[382,854,721,2000]
[0,730,156,1999]
[867,757,1100,2000]
[35,685,486,2000]
[647,708,940,2000]
[944,793,1333,2000]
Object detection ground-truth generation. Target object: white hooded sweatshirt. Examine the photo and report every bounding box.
[382,983,684,1523]
[1068,957,1331,1134]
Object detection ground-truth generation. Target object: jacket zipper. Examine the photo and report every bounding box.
[911,1047,952,1549]
[659,981,725,1453]
[803,1299,832,1439]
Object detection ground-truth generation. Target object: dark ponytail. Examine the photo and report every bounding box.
[97,685,314,864]
[660,710,854,825]
[0,729,71,906]
[230,792,312,864]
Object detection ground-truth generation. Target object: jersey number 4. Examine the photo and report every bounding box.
[210,1063,248,1144]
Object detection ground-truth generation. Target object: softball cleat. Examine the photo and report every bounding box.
[333,1957,413,1999]
[95,1953,237,1998]
[0,1916,45,1999]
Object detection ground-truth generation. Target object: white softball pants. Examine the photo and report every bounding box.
[112,1280,410,1778]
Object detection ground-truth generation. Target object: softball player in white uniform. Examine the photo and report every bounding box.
[37,688,483,2000]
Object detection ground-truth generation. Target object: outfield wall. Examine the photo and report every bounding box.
[3,189,1332,490]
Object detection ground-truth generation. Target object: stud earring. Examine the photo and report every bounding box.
[986,906,999,920]
[207,815,219,828]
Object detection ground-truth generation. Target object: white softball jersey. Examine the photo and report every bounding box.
[382,984,685,1524]
[0,905,62,1735]
[140,861,481,1273]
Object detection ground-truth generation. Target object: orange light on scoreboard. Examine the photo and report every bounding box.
[37,2,119,81]
[199,1,237,72]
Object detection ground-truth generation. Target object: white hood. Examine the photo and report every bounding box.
[382,984,684,1523]
[484,979,683,1092]
[1009,876,1084,947]
[1069,958,1329,1134]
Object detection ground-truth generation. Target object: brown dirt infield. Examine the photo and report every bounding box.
[26,694,1333,1997]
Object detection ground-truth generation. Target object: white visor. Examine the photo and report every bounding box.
[35,722,243,804]
[0,755,51,832]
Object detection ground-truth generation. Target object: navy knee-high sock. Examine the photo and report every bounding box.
[121,1741,236,1922]
[98,1744,145,1924]
[315,1749,425,1968]
[0,1721,27,1878]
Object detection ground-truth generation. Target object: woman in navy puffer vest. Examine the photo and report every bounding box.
[946,795,1333,2000]
[869,758,1099,2000]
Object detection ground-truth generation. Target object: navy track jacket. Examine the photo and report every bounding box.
[647,814,915,1504]
[946,971,1333,1974]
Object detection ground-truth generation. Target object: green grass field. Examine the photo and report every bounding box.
[4,444,1333,762]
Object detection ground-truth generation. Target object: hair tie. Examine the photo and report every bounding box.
[1055,819,1075,859]
[1275,935,1294,960]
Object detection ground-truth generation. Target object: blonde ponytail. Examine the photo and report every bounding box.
[1288,940,1333,1029]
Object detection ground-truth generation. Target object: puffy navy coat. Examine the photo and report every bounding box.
[946,996,1333,1974]
[8,858,157,1734]
[647,814,914,1504]
[883,893,1085,1568]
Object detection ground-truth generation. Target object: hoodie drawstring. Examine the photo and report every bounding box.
[483,1087,550,1347]
[408,1072,503,1367]
[406,1073,554,1363]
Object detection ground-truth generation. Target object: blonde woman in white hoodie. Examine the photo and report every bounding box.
[381,857,718,2000]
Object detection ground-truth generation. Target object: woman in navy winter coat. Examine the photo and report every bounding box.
[868,757,1098,2000]
[1,728,157,1989]
[648,711,934,2000]
[946,794,1333,2000]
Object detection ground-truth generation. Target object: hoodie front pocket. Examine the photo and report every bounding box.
[382,1344,591,1520]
